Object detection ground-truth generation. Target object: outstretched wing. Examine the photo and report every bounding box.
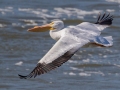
[19,35,89,79]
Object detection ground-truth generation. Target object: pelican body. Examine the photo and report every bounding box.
[19,13,113,79]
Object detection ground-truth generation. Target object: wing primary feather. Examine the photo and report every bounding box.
[101,13,110,21]
[34,70,37,78]
[100,12,106,21]
[96,12,101,23]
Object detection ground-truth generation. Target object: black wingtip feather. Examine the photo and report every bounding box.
[18,74,27,79]
[95,12,113,25]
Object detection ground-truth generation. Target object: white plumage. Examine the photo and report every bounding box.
[19,13,113,79]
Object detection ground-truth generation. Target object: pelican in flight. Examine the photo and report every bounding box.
[19,13,113,79]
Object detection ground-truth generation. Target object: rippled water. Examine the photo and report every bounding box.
[0,0,120,90]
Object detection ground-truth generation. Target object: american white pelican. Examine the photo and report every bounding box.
[19,13,113,79]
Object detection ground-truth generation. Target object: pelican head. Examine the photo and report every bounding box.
[28,20,64,32]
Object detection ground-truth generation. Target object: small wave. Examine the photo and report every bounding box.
[69,72,76,76]
[0,7,13,15]
[113,64,120,68]
[0,7,13,12]
[79,72,91,76]
[0,24,6,27]
[15,61,23,66]
[105,0,120,4]
[68,60,78,64]
[78,71,105,76]
[106,9,115,12]
[63,72,77,76]
[70,67,83,71]
[85,71,105,76]
[83,59,90,63]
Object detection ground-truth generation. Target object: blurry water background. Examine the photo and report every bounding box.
[0,0,120,90]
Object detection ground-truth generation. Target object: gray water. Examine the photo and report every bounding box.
[0,0,120,90]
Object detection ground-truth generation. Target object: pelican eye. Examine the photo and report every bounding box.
[50,22,56,30]
[50,22,54,25]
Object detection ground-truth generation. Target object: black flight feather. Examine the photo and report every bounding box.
[95,12,113,25]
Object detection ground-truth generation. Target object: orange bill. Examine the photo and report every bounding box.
[28,24,53,32]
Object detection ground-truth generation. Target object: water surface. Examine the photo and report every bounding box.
[0,0,120,90]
